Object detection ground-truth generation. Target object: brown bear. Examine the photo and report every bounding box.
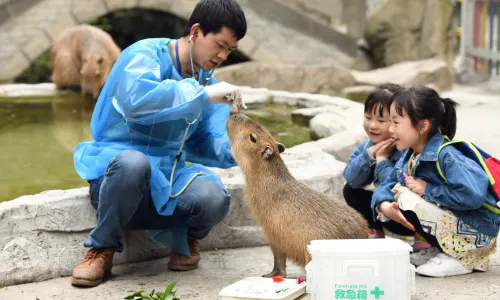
[51,24,121,100]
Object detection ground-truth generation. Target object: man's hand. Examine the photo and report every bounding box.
[205,81,247,111]
[368,138,395,161]
[405,176,427,195]
[377,201,415,231]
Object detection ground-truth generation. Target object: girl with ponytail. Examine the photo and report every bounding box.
[371,85,499,278]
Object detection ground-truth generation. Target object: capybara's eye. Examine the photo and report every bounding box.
[97,58,103,64]
[250,133,256,143]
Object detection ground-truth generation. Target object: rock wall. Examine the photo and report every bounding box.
[285,0,386,31]
[214,61,356,96]
[364,0,458,69]
[215,58,453,98]
[351,58,453,92]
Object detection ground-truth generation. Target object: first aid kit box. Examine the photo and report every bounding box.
[306,238,416,300]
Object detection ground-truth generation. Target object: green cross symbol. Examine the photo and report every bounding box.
[370,286,385,299]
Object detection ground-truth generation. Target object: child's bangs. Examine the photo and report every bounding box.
[393,90,415,118]
[364,89,393,117]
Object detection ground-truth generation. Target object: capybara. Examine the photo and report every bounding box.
[226,113,368,277]
[51,24,121,100]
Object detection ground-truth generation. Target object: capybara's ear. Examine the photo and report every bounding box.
[261,146,273,160]
[277,143,285,153]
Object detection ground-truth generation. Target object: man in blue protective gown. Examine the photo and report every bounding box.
[71,0,247,287]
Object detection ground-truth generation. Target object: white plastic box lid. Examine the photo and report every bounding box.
[308,238,413,254]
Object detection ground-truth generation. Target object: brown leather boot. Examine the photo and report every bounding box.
[71,248,114,287]
[168,239,201,271]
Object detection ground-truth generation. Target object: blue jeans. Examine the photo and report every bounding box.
[84,150,230,253]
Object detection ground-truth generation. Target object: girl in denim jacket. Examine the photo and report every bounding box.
[343,83,404,239]
[372,86,499,278]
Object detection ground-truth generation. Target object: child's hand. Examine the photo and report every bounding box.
[375,139,395,162]
[405,176,427,195]
[368,139,395,159]
[377,201,415,231]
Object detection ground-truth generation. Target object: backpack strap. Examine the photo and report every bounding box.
[436,135,454,183]
[435,138,470,183]
[437,139,495,185]
[436,137,500,215]
[484,202,500,215]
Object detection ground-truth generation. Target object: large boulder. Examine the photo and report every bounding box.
[364,0,458,69]
[290,104,364,141]
[0,148,346,287]
[309,113,352,140]
[291,104,360,127]
[290,104,367,162]
[214,61,356,96]
[351,58,453,91]
[291,130,368,163]
[341,85,376,102]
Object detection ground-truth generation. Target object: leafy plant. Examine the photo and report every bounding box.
[125,282,180,300]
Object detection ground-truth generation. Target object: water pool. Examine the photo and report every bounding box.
[0,94,310,202]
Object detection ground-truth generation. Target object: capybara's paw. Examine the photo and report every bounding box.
[262,269,286,278]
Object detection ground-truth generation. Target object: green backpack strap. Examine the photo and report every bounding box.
[436,135,452,183]
[436,136,500,215]
[435,137,460,184]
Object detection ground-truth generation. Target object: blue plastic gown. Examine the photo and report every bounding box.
[73,38,237,256]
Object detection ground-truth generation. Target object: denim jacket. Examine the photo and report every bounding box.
[343,139,402,189]
[371,132,500,237]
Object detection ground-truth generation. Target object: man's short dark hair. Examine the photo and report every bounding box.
[183,0,247,40]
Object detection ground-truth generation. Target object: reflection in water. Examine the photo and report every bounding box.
[0,95,310,202]
[51,95,94,153]
[0,93,94,202]
[238,102,311,149]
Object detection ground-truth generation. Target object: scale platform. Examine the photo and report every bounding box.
[219,276,307,300]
